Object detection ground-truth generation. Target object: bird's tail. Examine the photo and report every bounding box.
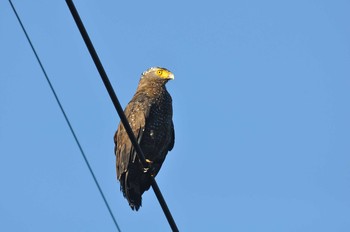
[122,166,142,211]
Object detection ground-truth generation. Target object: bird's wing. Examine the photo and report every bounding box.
[168,121,175,151]
[114,92,151,179]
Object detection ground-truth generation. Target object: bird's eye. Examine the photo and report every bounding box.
[157,70,163,75]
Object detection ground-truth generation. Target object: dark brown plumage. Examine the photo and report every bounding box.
[114,67,175,211]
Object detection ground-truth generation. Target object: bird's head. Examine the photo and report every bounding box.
[141,67,174,83]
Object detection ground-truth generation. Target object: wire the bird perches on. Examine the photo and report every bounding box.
[65,1,179,231]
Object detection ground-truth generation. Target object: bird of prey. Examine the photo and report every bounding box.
[114,67,175,211]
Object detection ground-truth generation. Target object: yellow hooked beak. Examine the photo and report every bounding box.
[156,68,174,80]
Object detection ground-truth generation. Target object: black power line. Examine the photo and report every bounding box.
[8,1,122,231]
[65,1,179,231]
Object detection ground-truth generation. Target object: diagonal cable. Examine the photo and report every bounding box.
[65,1,179,231]
[8,1,121,231]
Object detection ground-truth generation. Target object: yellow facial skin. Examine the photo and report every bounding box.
[155,68,175,80]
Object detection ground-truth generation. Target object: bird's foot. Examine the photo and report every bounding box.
[143,159,155,177]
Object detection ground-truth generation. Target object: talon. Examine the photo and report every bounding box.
[143,159,155,176]
[143,166,155,175]
[143,159,152,173]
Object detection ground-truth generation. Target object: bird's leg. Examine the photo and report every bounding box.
[143,159,155,177]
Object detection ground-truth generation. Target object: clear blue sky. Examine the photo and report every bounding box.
[1,0,349,231]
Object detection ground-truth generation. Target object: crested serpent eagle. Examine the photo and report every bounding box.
[114,67,175,211]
